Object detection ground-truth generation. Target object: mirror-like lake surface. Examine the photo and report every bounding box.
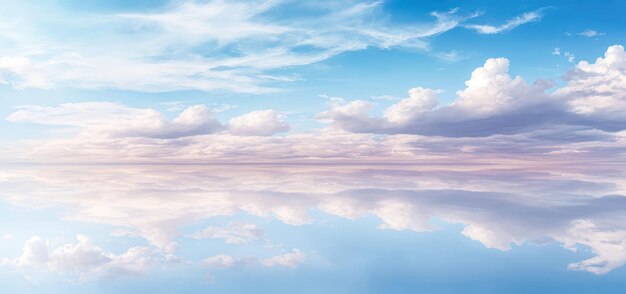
[1,163,625,293]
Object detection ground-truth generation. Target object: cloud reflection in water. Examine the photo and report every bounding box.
[0,162,625,283]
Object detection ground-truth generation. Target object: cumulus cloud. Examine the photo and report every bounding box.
[464,9,544,34]
[383,87,439,124]
[228,110,290,136]
[453,57,548,114]
[555,45,626,121]
[319,45,626,137]
[318,57,555,136]
[2,235,156,281]
[189,222,263,244]
[317,98,382,133]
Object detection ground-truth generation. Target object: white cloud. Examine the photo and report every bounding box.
[319,99,374,121]
[0,1,474,93]
[13,26,622,161]
[316,98,381,132]
[6,102,145,127]
[0,127,425,165]
[564,51,575,63]
[453,57,543,116]
[318,45,626,137]
[553,47,576,62]
[203,255,237,268]
[383,87,439,124]
[373,200,434,232]
[117,1,286,45]
[7,103,295,139]
[464,9,544,34]
[558,220,626,274]
[556,45,626,119]
[2,46,625,166]
[6,102,225,139]
[3,235,156,281]
[431,50,466,62]
[189,222,263,244]
[228,110,290,136]
[260,249,306,268]
[0,56,48,89]
[203,250,307,269]
[578,29,604,38]
[461,224,524,251]
[317,56,554,136]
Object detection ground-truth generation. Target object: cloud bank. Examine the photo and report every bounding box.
[2,45,625,167]
[320,45,626,137]
[1,235,156,281]
[464,9,544,34]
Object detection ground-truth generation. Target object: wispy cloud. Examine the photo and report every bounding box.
[203,250,307,269]
[464,9,545,34]
[189,222,264,244]
[0,1,473,93]
[578,29,605,37]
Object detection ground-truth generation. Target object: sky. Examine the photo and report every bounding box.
[0,0,626,293]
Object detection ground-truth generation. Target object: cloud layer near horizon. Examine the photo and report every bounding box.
[3,45,625,165]
[320,45,626,137]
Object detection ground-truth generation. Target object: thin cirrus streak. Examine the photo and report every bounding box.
[0,0,474,93]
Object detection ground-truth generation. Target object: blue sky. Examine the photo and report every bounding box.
[1,0,625,138]
[1,1,624,131]
[1,0,626,293]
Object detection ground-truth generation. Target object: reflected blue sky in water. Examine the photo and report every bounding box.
[0,163,625,293]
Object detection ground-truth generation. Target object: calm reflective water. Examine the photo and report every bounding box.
[0,163,625,293]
